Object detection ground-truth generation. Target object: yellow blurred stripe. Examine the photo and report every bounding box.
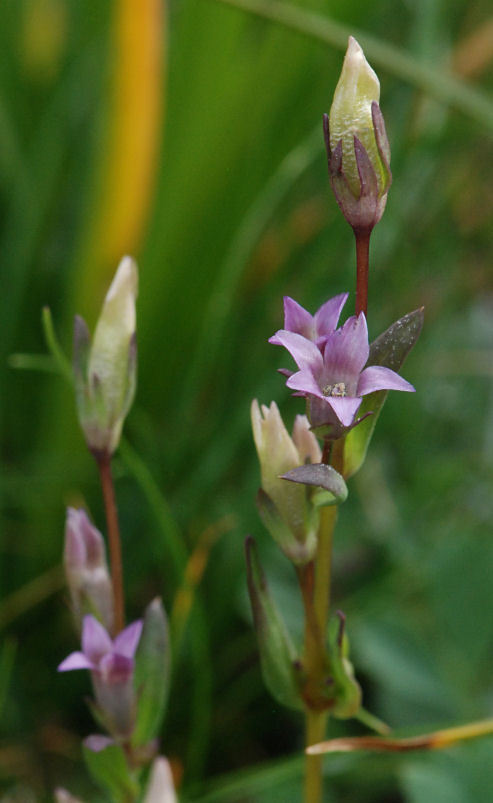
[81,0,165,309]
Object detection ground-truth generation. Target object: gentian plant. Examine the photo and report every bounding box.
[48,258,176,802]
[247,37,493,803]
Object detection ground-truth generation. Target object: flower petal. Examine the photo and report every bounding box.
[314,292,348,336]
[327,396,362,427]
[287,369,325,400]
[282,297,314,337]
[323,313,369,388]
[83,734,115,752]
[357,365,415,396]
[113,619,143,658]
[270,331,323,373]
[58,651,95,672]
[81,615,112,663]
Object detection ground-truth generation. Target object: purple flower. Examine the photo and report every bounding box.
[59,615,142,736]
[58,615,142,680]
[272,311,414,434]
[270,293,348,350]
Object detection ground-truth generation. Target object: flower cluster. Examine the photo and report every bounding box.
[270,295,414,437]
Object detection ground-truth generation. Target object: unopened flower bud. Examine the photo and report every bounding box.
[73,256,138,457]
[251,400,321,564]
[64,508,114,634]
[143,757,177,803]
[324,36,391,233]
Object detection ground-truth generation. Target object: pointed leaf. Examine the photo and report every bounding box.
[327,612,361,719]
[281,463,348,505]
[132,598,170,747]
[82,740,139,800]
[344,308,424,478]
[245,537,303,710]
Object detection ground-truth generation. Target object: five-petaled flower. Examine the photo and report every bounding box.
[58,614,142,680]
[270,300,414,436]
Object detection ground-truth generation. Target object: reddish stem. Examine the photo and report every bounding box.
[96,452,125,634]
[354,229,371,317]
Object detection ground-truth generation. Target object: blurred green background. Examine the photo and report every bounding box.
[2,0,493,799]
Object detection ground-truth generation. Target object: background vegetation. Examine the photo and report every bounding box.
[2,0,493,799]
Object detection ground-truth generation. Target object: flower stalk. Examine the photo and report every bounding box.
[97,451,125,635]
[355,229,370,317]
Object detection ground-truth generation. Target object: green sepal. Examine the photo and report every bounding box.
[344,307,424,478]
[132,597,170,748]
[281,463,348,506]
[82,741,139,801]
[245,537,304,710]
[86,697,114,736]
[327,612,361,719]
[256,488,317,566]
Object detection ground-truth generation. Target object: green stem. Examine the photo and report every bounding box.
[313,506,337,640]
[302,503,338,803]
[305,709,328,803]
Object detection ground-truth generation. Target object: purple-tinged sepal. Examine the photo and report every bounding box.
[325,37,392,234]
[281,463,348,507]
[73,256,138,458]
[63,507,114,634]
[245,537,304,710]
[344,307,424,478]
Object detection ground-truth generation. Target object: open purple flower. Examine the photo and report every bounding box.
[273,312,414,435]
[59,615,142,736]
[58,614,142,679]
[270,293,348,350]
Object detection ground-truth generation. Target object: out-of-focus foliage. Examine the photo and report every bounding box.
[2,0,493,799]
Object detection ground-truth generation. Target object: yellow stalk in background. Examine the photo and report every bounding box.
[77,0,166,315]
[306,719,493,755]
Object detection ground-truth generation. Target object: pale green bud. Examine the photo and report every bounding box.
[143,757,177,803]
[325,37,391,233]
[251,400,321,564]
[74,256,138,456]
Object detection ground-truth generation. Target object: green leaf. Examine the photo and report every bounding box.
[344,307,424,478]
[281,463,348,506]
[132,597,171,747]
[327,613,361,719]
[245,537,303,711]
[82,740,139,801]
